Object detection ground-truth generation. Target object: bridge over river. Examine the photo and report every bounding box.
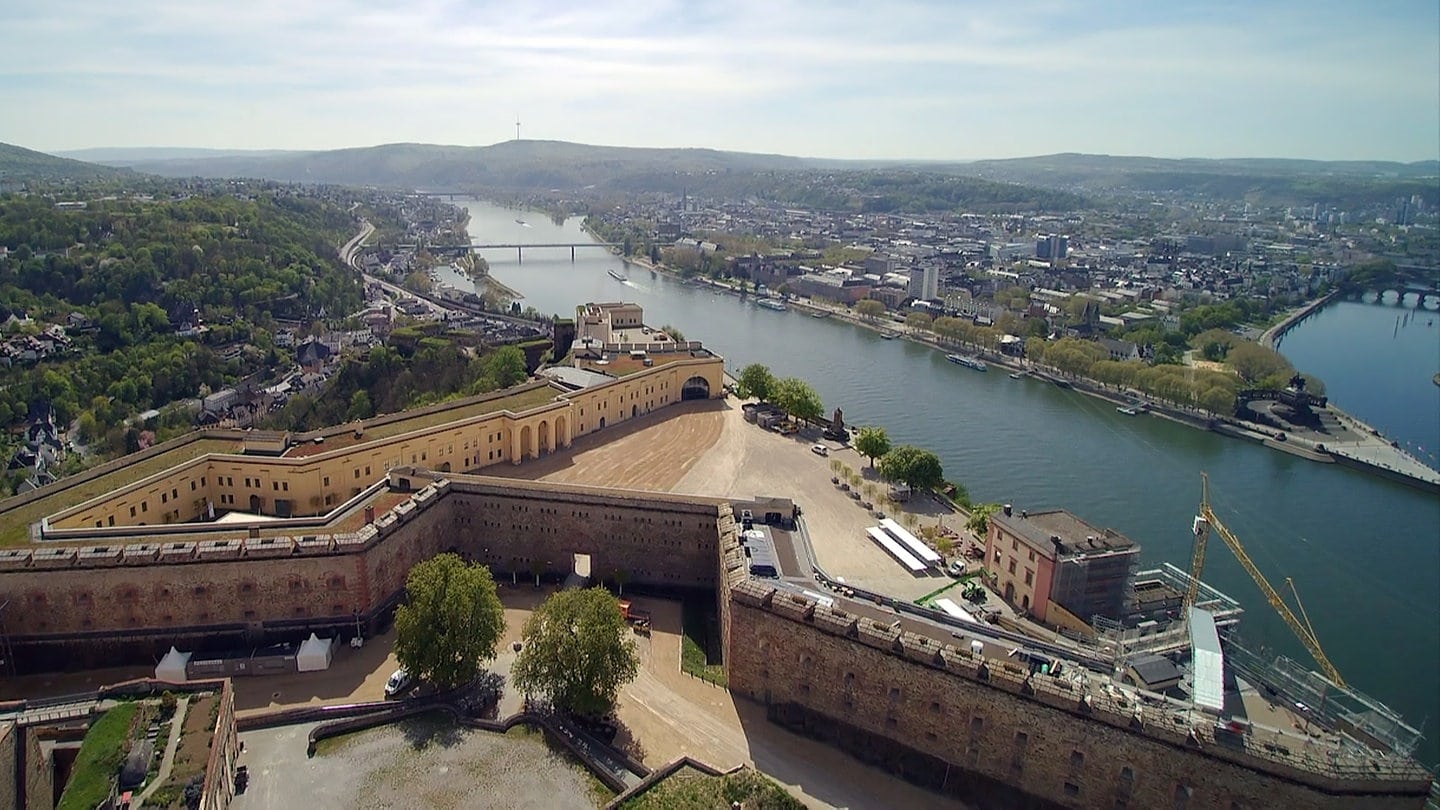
[424,242,621,262]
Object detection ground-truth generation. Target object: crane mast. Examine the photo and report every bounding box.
[1186,473,1346,687]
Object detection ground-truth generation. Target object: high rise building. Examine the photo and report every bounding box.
[1036,234,1068,261]
[908,265,938,301]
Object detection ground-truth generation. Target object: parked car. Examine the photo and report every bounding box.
[810,444,828,456]
[384,668,414,699]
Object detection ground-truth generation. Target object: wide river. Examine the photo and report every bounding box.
[452,200,1440,767]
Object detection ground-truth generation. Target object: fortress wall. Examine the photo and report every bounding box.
[725,584,1429,810]
[0,473,735,670]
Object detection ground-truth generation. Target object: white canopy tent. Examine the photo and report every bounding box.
[155,646,191,682]
[296,633,335,672]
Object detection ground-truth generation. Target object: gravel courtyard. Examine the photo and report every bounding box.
[233,716,608,810]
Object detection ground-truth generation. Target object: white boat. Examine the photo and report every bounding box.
[1009,372,1024,380]
[880,330,900,339]
[1117,406,1141,416]
[946,354,988,371]
[756,299,788,311]
[607,269,627,282]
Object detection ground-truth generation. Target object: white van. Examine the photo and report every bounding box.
[384,668,414,699]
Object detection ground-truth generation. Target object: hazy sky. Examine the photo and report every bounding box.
[3,0,1437,161]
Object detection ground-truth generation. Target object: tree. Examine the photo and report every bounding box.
[965,503,1001,537]
[346,390,373,421]
[854,426,892,467]
[855,299,886,321]
[736,363,775,401]
[484,345,529,388]
[877,445,945,492]
[772,376,824,423]
[511,587,640,718]
[1226,341,1291,385]
[660,324,685,342]
[393,553,506,690]
[905,311,933,332]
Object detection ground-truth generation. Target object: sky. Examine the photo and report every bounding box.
[2,0,1438,162]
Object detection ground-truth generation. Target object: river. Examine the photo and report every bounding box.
[450,200,1440,767]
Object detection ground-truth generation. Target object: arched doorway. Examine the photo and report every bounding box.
[1021,595,1030,612]
[631,404,638,419]
[1004,582,1015,603]
[681,376,710,400]
[249,494,263,513]
[554,415,568,448]
[439,462,451,473]
[599,416,607,429]
[519,424,533,460]
[538,420,551,454]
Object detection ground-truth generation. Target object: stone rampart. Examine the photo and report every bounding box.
[725,580,1431,809]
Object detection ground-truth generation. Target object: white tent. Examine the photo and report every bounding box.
[155,646,191,682]
[296,633,334,672]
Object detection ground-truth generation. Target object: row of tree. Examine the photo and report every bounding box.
[394,554,639,718]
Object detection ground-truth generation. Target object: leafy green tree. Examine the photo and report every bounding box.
[346,390,373,422]
[512,587,640,718]
[905,311,933,331]
[485,345,529,388]
[736,363,775,401]
[393,553,506,690]
[877,445,945,492]
[772,376,824,423]
[855,299,886,321]
[660,324,686,342]
[1199,387,1236,416]
[1226,341,1292,384]
[966,503,1001,537]
[854,426,892,467]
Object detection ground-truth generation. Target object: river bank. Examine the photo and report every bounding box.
[616,250,1440,491]
[1259,290,1341,348]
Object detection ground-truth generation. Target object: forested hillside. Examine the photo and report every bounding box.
[0,189,364,463]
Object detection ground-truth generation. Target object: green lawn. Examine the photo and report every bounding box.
[680,598,726,687]
[57,703,140,810]
[619,767,804,809]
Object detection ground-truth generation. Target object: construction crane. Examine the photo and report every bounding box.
[1185,472,1346,687]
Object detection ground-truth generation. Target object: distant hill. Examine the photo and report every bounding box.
[68,139,1436,210]
[55,146,305,165]
[112,140,823,190]
[0,142,131,182]
[937,153,1440,208]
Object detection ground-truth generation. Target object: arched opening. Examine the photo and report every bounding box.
[681,375,711,400]
[1004,582,1015,603]
[249,494,263,513]
[555,415,569,448]
[439,462,451,473]
[631,404,638,419]
[1021,595,1030,611]
[538,420,551,454]
[599,416,607,429]
[519,424,533,460]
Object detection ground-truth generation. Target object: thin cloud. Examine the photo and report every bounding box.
[0,0,1434,159]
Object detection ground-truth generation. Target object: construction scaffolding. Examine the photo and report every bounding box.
[1227,636,1426,760]
[1094,564,1244,658]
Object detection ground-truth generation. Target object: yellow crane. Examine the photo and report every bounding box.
[1185,472,1347,687]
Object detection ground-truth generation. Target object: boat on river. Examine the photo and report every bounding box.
[946,354,988,371]
[756,298,788,312]
[880,330,900,339]
[812,312,829,319]
[1009,372,1024,380]
[607,269,627,282]
[1117,406,1141,416]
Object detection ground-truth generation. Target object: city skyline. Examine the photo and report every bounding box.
[2,0,1438,162]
